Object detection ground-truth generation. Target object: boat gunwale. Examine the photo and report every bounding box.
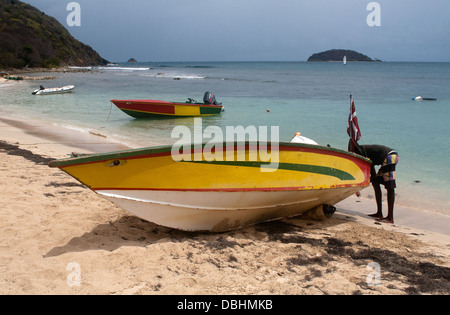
[48,142,372,168]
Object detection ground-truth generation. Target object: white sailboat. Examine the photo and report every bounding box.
[343,55,347,65]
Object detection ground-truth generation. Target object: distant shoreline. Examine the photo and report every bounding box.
[0,66,103,82]
[0,66,95,75]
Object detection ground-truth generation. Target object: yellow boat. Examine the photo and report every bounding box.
[49,142,371,232]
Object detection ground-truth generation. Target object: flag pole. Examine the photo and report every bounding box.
[348,94,362,154]
[348,94,364,198]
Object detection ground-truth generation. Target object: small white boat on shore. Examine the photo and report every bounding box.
[32,85,75,95]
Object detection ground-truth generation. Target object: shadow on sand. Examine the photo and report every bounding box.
[44,214,353,258]
[44,213,450,294]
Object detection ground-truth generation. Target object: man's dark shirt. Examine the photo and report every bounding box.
[355,145,395,166]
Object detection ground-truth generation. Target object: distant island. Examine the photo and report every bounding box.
[127,58,138,63]
[307,49,378,62]
[0,0,108,69]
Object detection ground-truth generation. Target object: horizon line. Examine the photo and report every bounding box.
[108,60,450,64]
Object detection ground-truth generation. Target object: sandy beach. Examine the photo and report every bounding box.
[0,120,449,295]
[0,78,449,295]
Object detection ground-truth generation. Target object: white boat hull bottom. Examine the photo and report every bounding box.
[98,188,361,232]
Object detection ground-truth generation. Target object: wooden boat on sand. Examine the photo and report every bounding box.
[49,142,371,232]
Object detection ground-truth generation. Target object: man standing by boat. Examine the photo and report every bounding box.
[349,143,399,224]
[347,95,398,223]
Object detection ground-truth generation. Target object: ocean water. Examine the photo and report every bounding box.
[0,62,449,214]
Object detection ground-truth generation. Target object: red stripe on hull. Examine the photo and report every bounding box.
[113,100,175,115]
[93,185,361,192]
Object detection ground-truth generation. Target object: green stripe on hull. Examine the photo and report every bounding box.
[49,142,371,172]
[185,160,355,181]
[200,106,223,115]
[120,109,167,118]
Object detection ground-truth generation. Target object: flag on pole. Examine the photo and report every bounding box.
[347,95,361,151]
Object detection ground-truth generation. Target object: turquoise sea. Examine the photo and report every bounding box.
[0,62,449,214]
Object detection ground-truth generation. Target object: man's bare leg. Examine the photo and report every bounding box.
[369,181,383,219]
[379,188,395,224]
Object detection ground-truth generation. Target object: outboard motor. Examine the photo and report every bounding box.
[32,85,45,95]
[203,91,222,105]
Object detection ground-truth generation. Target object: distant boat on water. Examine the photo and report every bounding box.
[412,96,437,101]
[343,55,347,65]
[111,99,224,118]
[112,91,224,118]
[32,85,75,95]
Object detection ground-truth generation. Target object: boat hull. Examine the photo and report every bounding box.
[111,99,223,118]
[98,188,360,232]
[49,142,371,232]
[34,85,75,95]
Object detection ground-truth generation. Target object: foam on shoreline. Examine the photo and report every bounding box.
[0,116,131,158]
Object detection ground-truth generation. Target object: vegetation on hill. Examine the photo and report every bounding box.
[308,49,375,62]
[0,0,108,69]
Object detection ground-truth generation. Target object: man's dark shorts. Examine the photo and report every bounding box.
[376,152,399,189]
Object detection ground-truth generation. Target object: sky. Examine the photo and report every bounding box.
[22,0,450,62]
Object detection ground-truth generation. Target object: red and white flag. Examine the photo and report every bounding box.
[347,95,361,149]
